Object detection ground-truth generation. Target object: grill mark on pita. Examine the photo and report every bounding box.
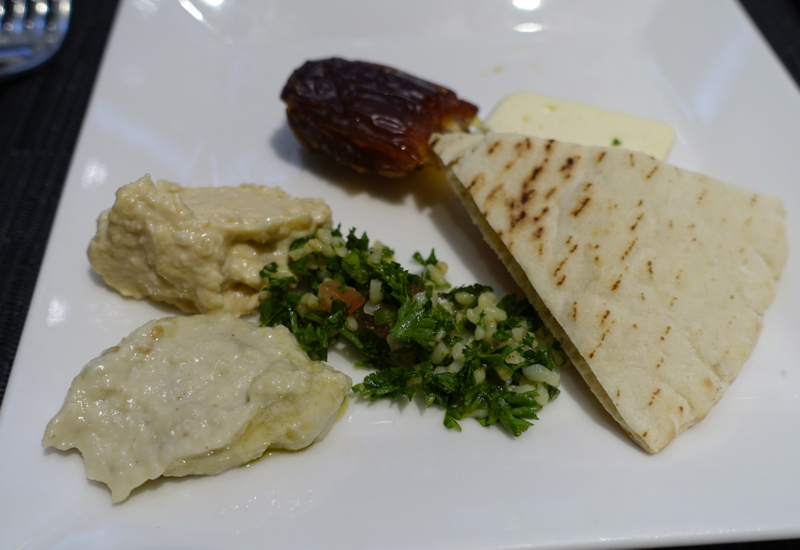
[570,244,578,254]
[487,140,502,155]
[545,139,554,151]
[533,226,545,240]
[675,269,683,281]
[656,357,664,369]
[648,388,661,406]
[697,189,707,203]
[511,209,526,229]
[571,301,577,322]
[588,320,616,358]
[601,309,610,325]
[521,188,535,204]
[642,431,648,437]
[571,197,591,217]
[469,173,486,193]
[669,296,678,307]
[538,243,544,256]
[611,276,622,291]
[629,153,635,167]
[553,258,568,277]
[621,238,637,260]
[485,184,504,205]
[640,292,645,300]
[566,236,573,245]
[556,275,566,286]
[750,194,758,206]
[503,160,516,172]
[515,137,533,153]
[646,166,658,179]
[560,156,578,179]
[545,187,557,200]
[596,151,606,163]
[660,326,672,341]
[532,206,550,223]
[583,182,593,192]
[526,165,544,185]
[630,213,644,231]
[647,260,653,276]
[520,158,550,205]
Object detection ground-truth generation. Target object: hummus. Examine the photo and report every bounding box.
[88,175,332,314]
[42,313,352,503]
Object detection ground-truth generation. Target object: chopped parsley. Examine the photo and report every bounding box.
[611,137,622,146]
[259,226,564,436]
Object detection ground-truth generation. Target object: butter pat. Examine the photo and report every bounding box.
[483,92,675,161]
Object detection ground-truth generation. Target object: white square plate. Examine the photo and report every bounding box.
[2,1,799,548]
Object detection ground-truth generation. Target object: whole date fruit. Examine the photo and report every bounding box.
[281,58,478,178]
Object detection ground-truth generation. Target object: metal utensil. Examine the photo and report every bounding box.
[0,0,70,80]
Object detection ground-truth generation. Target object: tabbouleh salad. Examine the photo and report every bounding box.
[259,225,564,436]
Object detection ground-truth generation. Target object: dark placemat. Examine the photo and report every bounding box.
[0,0,121,400]
[0,1,797,548]
[741,0,800,86]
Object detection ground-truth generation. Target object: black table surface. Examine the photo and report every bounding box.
[1,1,798,548]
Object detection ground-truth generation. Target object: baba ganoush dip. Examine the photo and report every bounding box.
[42,313,351,502]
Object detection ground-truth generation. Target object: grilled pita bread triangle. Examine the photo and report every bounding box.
[432,132,787,453]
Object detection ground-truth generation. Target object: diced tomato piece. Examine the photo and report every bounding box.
[318,280,365,315]
[408,283,425,295]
